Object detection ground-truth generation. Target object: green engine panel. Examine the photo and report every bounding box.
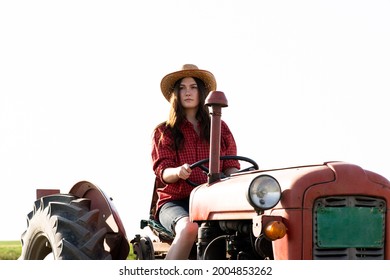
[316,207,385,248]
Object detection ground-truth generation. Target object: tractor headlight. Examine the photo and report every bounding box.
[247,175,281,210]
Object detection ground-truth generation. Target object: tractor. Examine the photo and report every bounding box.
[19,91,390,260]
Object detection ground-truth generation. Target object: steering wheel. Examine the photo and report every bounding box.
[186,155,259,187]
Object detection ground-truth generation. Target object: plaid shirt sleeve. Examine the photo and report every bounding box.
[151,125,177,182]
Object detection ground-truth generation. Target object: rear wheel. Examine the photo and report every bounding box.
[19,194,111,260]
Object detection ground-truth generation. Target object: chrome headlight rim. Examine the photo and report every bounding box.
[246,175,281,211]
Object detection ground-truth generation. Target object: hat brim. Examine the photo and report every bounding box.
[160,69,217,101]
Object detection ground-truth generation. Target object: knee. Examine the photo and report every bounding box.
[176,218,198,237]
[185,221,198,235]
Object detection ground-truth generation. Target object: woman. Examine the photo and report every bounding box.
[151,64,240,259]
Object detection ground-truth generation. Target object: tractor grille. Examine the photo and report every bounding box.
[313,196,386,260]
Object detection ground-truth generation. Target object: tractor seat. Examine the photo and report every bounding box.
[141,178,175,242]
[140,218,174,242]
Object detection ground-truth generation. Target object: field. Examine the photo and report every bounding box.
[0,241,21,260]
[0,240,139,260]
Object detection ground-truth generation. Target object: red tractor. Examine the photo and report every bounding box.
[19,91,390,260]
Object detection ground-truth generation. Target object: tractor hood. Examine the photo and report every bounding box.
[189,161,389,222]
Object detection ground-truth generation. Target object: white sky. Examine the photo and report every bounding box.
[0,0,389,241]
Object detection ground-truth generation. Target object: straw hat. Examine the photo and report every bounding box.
[160,64,217,101]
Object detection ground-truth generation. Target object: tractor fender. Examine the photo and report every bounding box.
[70,181,130,259]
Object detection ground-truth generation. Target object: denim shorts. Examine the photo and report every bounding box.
[158,199,189,235]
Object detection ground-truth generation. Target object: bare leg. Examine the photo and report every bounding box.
[165,217,198,260]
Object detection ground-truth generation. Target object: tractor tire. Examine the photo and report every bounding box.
[19,194,112,260]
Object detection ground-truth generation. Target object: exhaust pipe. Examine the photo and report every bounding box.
[205,91,228,184]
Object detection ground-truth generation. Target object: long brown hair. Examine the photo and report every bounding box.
[157,77,211,150]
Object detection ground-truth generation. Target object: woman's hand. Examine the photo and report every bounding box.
[162,164,192,183]
[176,163,192,180]
[224,167,239,176]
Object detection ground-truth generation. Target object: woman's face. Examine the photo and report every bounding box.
[179,77,200,110]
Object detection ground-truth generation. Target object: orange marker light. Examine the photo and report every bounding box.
[264,221,287,241]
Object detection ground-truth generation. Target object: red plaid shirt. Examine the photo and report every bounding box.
[151,119,240,215]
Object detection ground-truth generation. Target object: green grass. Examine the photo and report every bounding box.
[0,241,21,260]
[0,240,137,260]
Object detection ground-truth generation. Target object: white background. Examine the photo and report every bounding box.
[1,0,389,241]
